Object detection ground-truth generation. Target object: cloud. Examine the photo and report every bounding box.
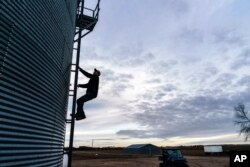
[117,84,248,139]
[238,75,250,86]
[178,28,204,44]
[213,28,245,47]
[149,60,178,74]
[185,64,219,86]
[234,86,250,106]
[146,78,162,84]
[117,130,152,138]
[205,65,219,75]
[108,83,133,97]
[231,49,250,70]
[100,68,115,81]
[213,73,237,88]
[160,0,189,16]
[111,45,156,67]
[152,84,177,100]
[99,68,134,97]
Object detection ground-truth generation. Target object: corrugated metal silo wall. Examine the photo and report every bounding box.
[0,0,77,166]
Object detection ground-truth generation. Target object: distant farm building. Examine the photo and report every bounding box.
[123,144,161,155]
[204,145,223,154]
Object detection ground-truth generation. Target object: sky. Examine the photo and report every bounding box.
[65,0,250,147]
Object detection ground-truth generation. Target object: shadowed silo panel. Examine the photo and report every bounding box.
[0,1,78,166]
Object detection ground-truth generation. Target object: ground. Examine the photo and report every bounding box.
[71,151,229,167]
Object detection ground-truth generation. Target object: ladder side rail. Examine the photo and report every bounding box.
[67,28,83,167]
[67,0,101,166]
[94,0,101,19]
[67,1,84,166]
[81,0,85,15]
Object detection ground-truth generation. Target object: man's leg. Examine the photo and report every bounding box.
[76,93,95,120]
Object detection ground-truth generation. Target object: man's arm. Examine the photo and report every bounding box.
[79,67,92,78]
[77,84,88,88]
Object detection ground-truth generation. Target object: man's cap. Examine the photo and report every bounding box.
[94,68,101,76]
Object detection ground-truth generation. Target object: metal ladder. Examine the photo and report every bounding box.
[65,0,100,167]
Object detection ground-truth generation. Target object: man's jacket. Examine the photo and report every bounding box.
[78,69,99,97]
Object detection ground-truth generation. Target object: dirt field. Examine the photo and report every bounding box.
[73,157,158,167]
[185,156,229,167]
[72,151,229,167]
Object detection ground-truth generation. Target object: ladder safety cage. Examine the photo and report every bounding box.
[74,0,100,40]
[65,1,100,167]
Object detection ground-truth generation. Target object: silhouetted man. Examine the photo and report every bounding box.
[76,67,100,120]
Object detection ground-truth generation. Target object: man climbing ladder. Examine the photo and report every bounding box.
[76,67,101,120]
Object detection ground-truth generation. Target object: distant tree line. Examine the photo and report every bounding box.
[78,146,124,151]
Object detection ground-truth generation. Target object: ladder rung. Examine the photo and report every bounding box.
[66,119,72,123]
[74,38,80,43]
[71,64,76,66]
[73,48,77,50]
[63,149,69,154]
[71,70,76,72]
[69,94,74,96]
